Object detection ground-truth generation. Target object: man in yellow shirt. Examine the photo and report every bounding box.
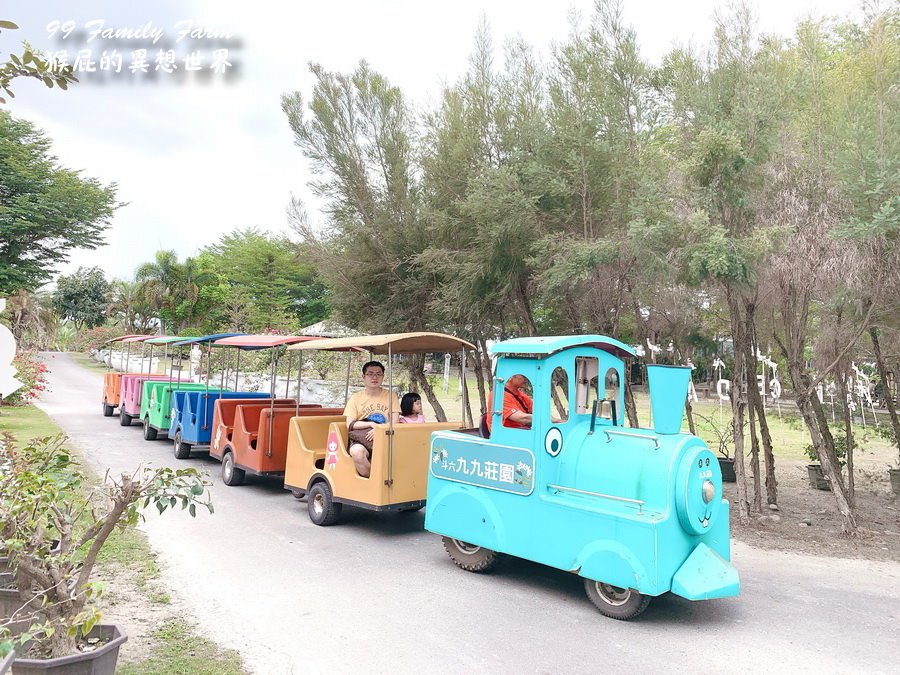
[344,361,400,477]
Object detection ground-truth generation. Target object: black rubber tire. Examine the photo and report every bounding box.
[102,401,114,417]
[441,537,502,573]
[142,418,158,441]
[173,432,192,460]
[583,579,651,620]
[119,411,132,426]
[308,481,342,526]
[221,451,245,486]
[290,488,306,500]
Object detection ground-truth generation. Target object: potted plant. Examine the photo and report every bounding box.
[0,434,213,672]
[804,435,848,491]
[870,424,900,496]
[693,412,736,482]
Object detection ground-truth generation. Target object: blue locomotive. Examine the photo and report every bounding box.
[425,335,739,619]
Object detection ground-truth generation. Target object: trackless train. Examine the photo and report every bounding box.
[100,332,739,619]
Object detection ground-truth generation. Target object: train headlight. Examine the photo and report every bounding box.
[702,480,715,503]
[675,445,723,535]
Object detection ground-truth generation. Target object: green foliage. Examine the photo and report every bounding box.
[199,228,328,330]
[70,326,125,352]
[0,434,214,659]
[0,112,118,294]
[51,266,109,330]
[135,250,218,333]
[0,21,77,103]
[805,433,851,469]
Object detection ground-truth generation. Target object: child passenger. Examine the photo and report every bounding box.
[399,392,425,423]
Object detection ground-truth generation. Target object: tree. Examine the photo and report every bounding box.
[104,279,154,334]
[134,251,218,333]
[0,288,56,348]
[0,112,118,294]
[51,266,108,330]
[200,228,329,330]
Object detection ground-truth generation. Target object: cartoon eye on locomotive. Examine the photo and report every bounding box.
[424,335,740,620]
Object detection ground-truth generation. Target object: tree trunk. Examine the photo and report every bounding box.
[685,399,697,436]
[624,374,639,428]
[742,324,762,512]
[752,388,778,505]
[870,326,900,458]
[835,363,855,508]
[788,361,857,534]
[472,339,488,417]
[726,287,750,524]
[408,355,447,422]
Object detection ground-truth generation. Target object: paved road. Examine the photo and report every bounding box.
[32,353,900,674]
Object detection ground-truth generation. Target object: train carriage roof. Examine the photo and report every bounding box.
[120,335,165,343]
[490,335,635,359]
[211,335,321,350]
[143,336,193,345]
[286,332,475,354]
[172,333,246,347]
[103,334,152,344]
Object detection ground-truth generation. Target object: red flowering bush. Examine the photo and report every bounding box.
[2,350,50,406]
[71,326,125,353]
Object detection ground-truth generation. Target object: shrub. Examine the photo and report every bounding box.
[2,350,49,406]
[71,326,125,353]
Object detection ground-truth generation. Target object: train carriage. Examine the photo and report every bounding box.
[284,332,474,525]
[424,335,740,620]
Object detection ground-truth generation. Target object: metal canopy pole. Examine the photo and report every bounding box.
[460,348,470,427]
[295,352,303,416]
[343,353,352,407]
[201,343,212,430]
[386,344,394,487]
[267,349,277,457]
[284,352,293,399]
[234,349,242,391]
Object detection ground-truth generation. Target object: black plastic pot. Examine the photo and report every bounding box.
[718,457,736,483]
[806,464,830,491]
[10,624,127,675]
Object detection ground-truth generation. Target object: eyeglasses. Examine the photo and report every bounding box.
[364,371,384,378]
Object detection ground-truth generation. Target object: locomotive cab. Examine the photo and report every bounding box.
[425,335,740,620]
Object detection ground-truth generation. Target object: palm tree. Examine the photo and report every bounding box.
[105,279,155,333]
[134,250,217,333]
[2,289,58,349]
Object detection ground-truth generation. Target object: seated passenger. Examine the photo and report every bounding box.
[399,392,426,423]
[344,360,400,477]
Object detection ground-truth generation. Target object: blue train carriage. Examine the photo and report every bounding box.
[424,335,740,620]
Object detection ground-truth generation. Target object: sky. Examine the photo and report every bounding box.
[4,0,864,286]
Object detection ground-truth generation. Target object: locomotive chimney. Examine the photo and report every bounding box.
[646,364,692,434]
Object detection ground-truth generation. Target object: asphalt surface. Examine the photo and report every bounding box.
[29,353,900,674]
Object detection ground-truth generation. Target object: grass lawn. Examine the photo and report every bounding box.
[68,351,111,375]
[0,403,66,440]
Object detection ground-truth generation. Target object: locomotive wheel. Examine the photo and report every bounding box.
[173,432,192,459]
[142,418,158,441]
[441,537,501,573]
[308,481,342,526]
[102,400,114,417]
[583,579,651,620]
[221,451,245,486]
[119,411,133,426]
